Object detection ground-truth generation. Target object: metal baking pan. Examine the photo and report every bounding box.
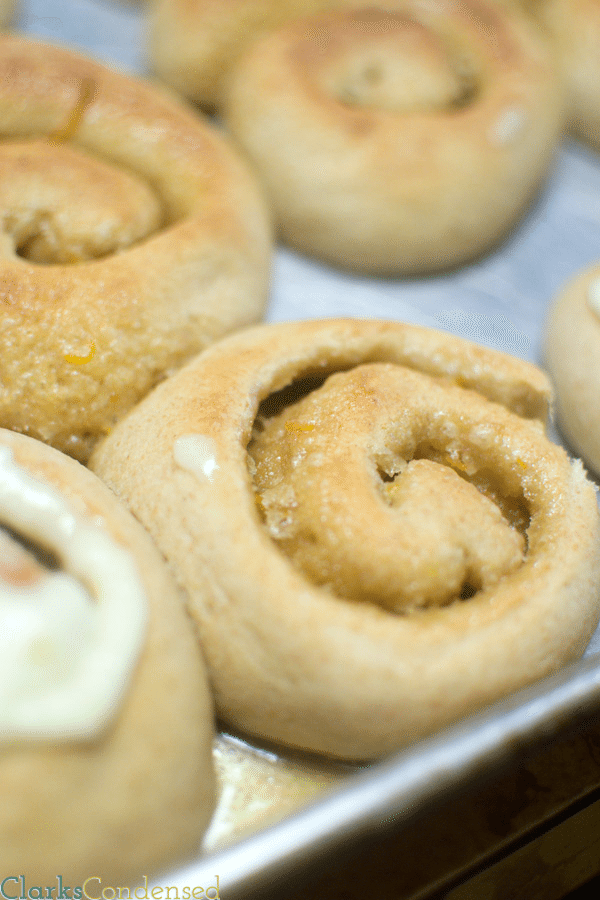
[12,0,600,895]
[173,656,600,898]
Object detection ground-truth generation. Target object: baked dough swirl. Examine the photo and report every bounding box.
[0,34,271,462]
[222,0,563,274]
[90,319,600,760]
[0,428,215,883]
[537,0,600,149]
[149,0,345,111]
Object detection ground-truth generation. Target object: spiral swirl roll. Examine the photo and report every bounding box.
[223,0,563,274]
[90,319,600,760]
[0,35,271,461]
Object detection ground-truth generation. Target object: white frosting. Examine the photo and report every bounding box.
[0,446,147,742]
[174,434,220,482]
[587,277,600,318]
[488,104,528,146]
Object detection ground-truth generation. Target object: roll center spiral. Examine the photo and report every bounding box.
[0,140,162,263]
[309,10,480,113]
[248,363,527,613]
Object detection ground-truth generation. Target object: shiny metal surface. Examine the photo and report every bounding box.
[153,655,600,896]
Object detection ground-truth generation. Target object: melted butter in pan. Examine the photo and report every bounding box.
[204,732,355,851]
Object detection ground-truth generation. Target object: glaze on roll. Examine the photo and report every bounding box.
[0,428,215,883]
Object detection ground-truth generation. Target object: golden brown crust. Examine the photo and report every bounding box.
[90,319,600,760]
[250,366,528,612]
[0,428,216,883]
[222,0,563,274]
[544,263,600,476]
[536,0,600,149]
[0,34,271,461]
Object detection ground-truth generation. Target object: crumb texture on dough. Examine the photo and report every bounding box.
[0,34,271,462]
